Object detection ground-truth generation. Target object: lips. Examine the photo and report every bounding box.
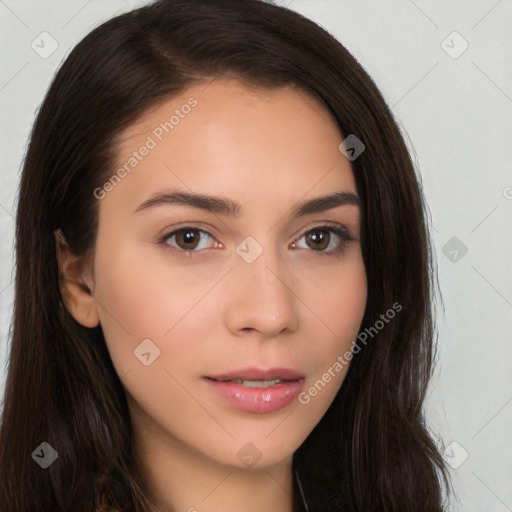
[204,367,306,413]
[206,367,305,382]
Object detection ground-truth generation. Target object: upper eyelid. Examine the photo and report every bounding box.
[162,226,217,244]
[160,222,354,246]
[156,222,219,241]
[162,221,349,235]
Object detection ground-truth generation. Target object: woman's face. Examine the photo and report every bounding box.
[88,78,366,471]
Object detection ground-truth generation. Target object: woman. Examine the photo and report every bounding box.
[0,0,450,510]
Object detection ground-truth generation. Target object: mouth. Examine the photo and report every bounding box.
[211,378,288,388]
[206,367,305,383]
[203,367,305,413]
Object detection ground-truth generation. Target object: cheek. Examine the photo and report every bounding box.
[92,238,228,378]
[92,245,179,364]
[92,245,218,427]
[299,254,366,397]
[327,266,367,343]
[305,253,367,345]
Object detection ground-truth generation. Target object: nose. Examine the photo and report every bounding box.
[224,245,300,338]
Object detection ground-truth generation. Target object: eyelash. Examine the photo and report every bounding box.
[157,224,355,259]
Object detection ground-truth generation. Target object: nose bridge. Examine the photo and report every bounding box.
[226,236,299,335]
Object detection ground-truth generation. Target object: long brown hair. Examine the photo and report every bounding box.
[0,0,450,510]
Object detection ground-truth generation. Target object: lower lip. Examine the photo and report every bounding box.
[204,378,304,413]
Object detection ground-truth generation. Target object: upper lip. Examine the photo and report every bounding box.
[206,367,305,381]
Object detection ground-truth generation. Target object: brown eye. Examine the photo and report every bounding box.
[174,229,201,250]
[304,229,330,251]
[292,225,353,255]
[164,228,215,251]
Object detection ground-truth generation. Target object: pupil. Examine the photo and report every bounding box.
[307,230,329,250]
[178,229,199,249]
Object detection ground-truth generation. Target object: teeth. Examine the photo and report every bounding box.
[232,379,283,387]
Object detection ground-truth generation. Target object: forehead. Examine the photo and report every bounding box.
[114,77,342,164]
[100,77,356,217]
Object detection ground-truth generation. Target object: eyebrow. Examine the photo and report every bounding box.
[133,190,360,217]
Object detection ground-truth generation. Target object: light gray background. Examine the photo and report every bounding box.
[1,1,511,511]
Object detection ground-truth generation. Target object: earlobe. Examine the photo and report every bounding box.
[54,229,100,328]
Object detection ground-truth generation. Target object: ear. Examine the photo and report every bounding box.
[55,229,100,328]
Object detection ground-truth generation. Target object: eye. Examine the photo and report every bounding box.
[292,225,354,255]
[161,227,218,252]
[157,224,354,258]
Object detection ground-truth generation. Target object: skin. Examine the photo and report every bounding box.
[58,78,367,512]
